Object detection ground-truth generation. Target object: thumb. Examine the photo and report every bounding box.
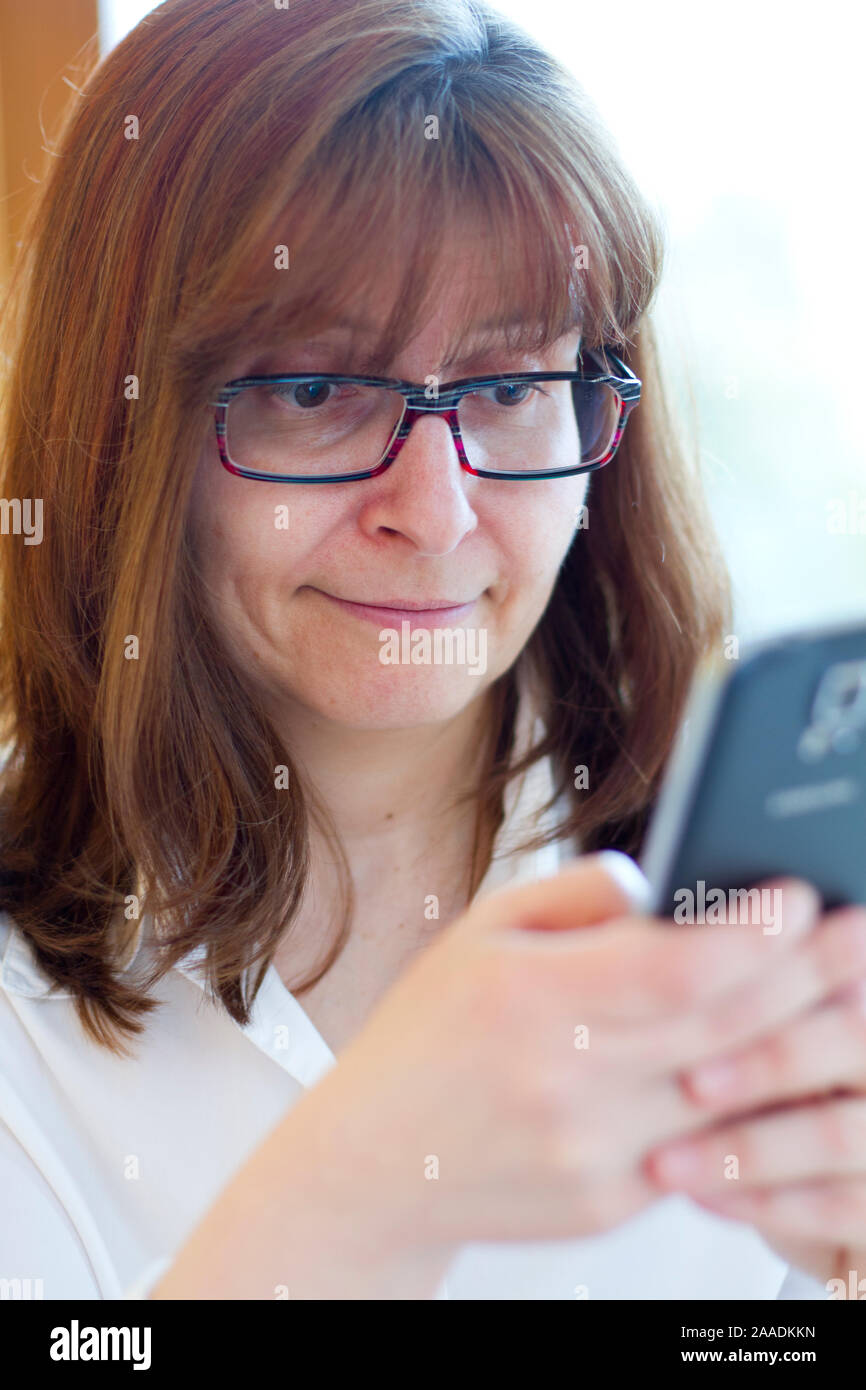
[475,849,654,934]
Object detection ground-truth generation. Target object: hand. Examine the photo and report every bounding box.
[283,856,864,1261]
[644,898,866,1292]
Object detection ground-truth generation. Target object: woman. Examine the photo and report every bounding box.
[1,0,865,1301]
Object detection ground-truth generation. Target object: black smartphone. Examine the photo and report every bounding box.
[638,617,866,922]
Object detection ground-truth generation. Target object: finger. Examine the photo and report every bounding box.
[693,1178,866,1252]
[475,851,654,935]
[680,989,866,1114]
[833,977,866,1012]
[631,906,866,1075]
[568,1070,765,1171]
[646,1094,866,1194]
[509,877,823,1024]
[561,1069,850,1177]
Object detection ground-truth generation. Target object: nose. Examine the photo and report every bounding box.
[357,409,479,555]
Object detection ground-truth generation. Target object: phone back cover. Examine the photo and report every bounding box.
[641,621,866,917]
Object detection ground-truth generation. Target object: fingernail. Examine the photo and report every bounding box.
[653,1143,700,1183]
[596,851,654,913]
[688,1057,739,1098]
[844,979,866,1016]
[778,880,822,933]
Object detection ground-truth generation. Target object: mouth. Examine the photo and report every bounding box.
[311,589,480,626]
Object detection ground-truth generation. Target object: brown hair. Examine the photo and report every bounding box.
[0,0,731,1056]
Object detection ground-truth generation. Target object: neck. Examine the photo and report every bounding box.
[274,688,494,851]
[267,688,497,992]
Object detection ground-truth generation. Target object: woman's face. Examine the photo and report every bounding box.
[188,252,591,732]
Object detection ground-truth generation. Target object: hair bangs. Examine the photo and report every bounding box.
[170,92,626,397]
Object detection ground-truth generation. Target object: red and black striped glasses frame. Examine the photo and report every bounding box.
[211,344,642,483]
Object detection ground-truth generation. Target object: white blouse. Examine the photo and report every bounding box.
[0,688,829,1301]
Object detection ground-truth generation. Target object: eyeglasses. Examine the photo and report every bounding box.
[210,345,641,483]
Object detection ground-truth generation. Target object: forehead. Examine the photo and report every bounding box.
[224,222,583,380]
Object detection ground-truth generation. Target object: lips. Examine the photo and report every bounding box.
[338,597,473,610]
[312,588,479,626]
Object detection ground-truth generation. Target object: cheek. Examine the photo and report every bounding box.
[189,443,318,583]
[498,477,589,588]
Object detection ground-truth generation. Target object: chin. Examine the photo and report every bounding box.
[293,665,493,730]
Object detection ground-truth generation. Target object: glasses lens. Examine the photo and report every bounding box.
[224,378,405,478]
[571,378,622,466]
[223,375,622,478]
[458,377,620,474]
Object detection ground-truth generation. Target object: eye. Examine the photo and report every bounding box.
[480,381,547,407]
[270,379,344,409]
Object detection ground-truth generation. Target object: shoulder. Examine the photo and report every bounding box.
[0,909,75,1000]
[0,913,78,1120]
